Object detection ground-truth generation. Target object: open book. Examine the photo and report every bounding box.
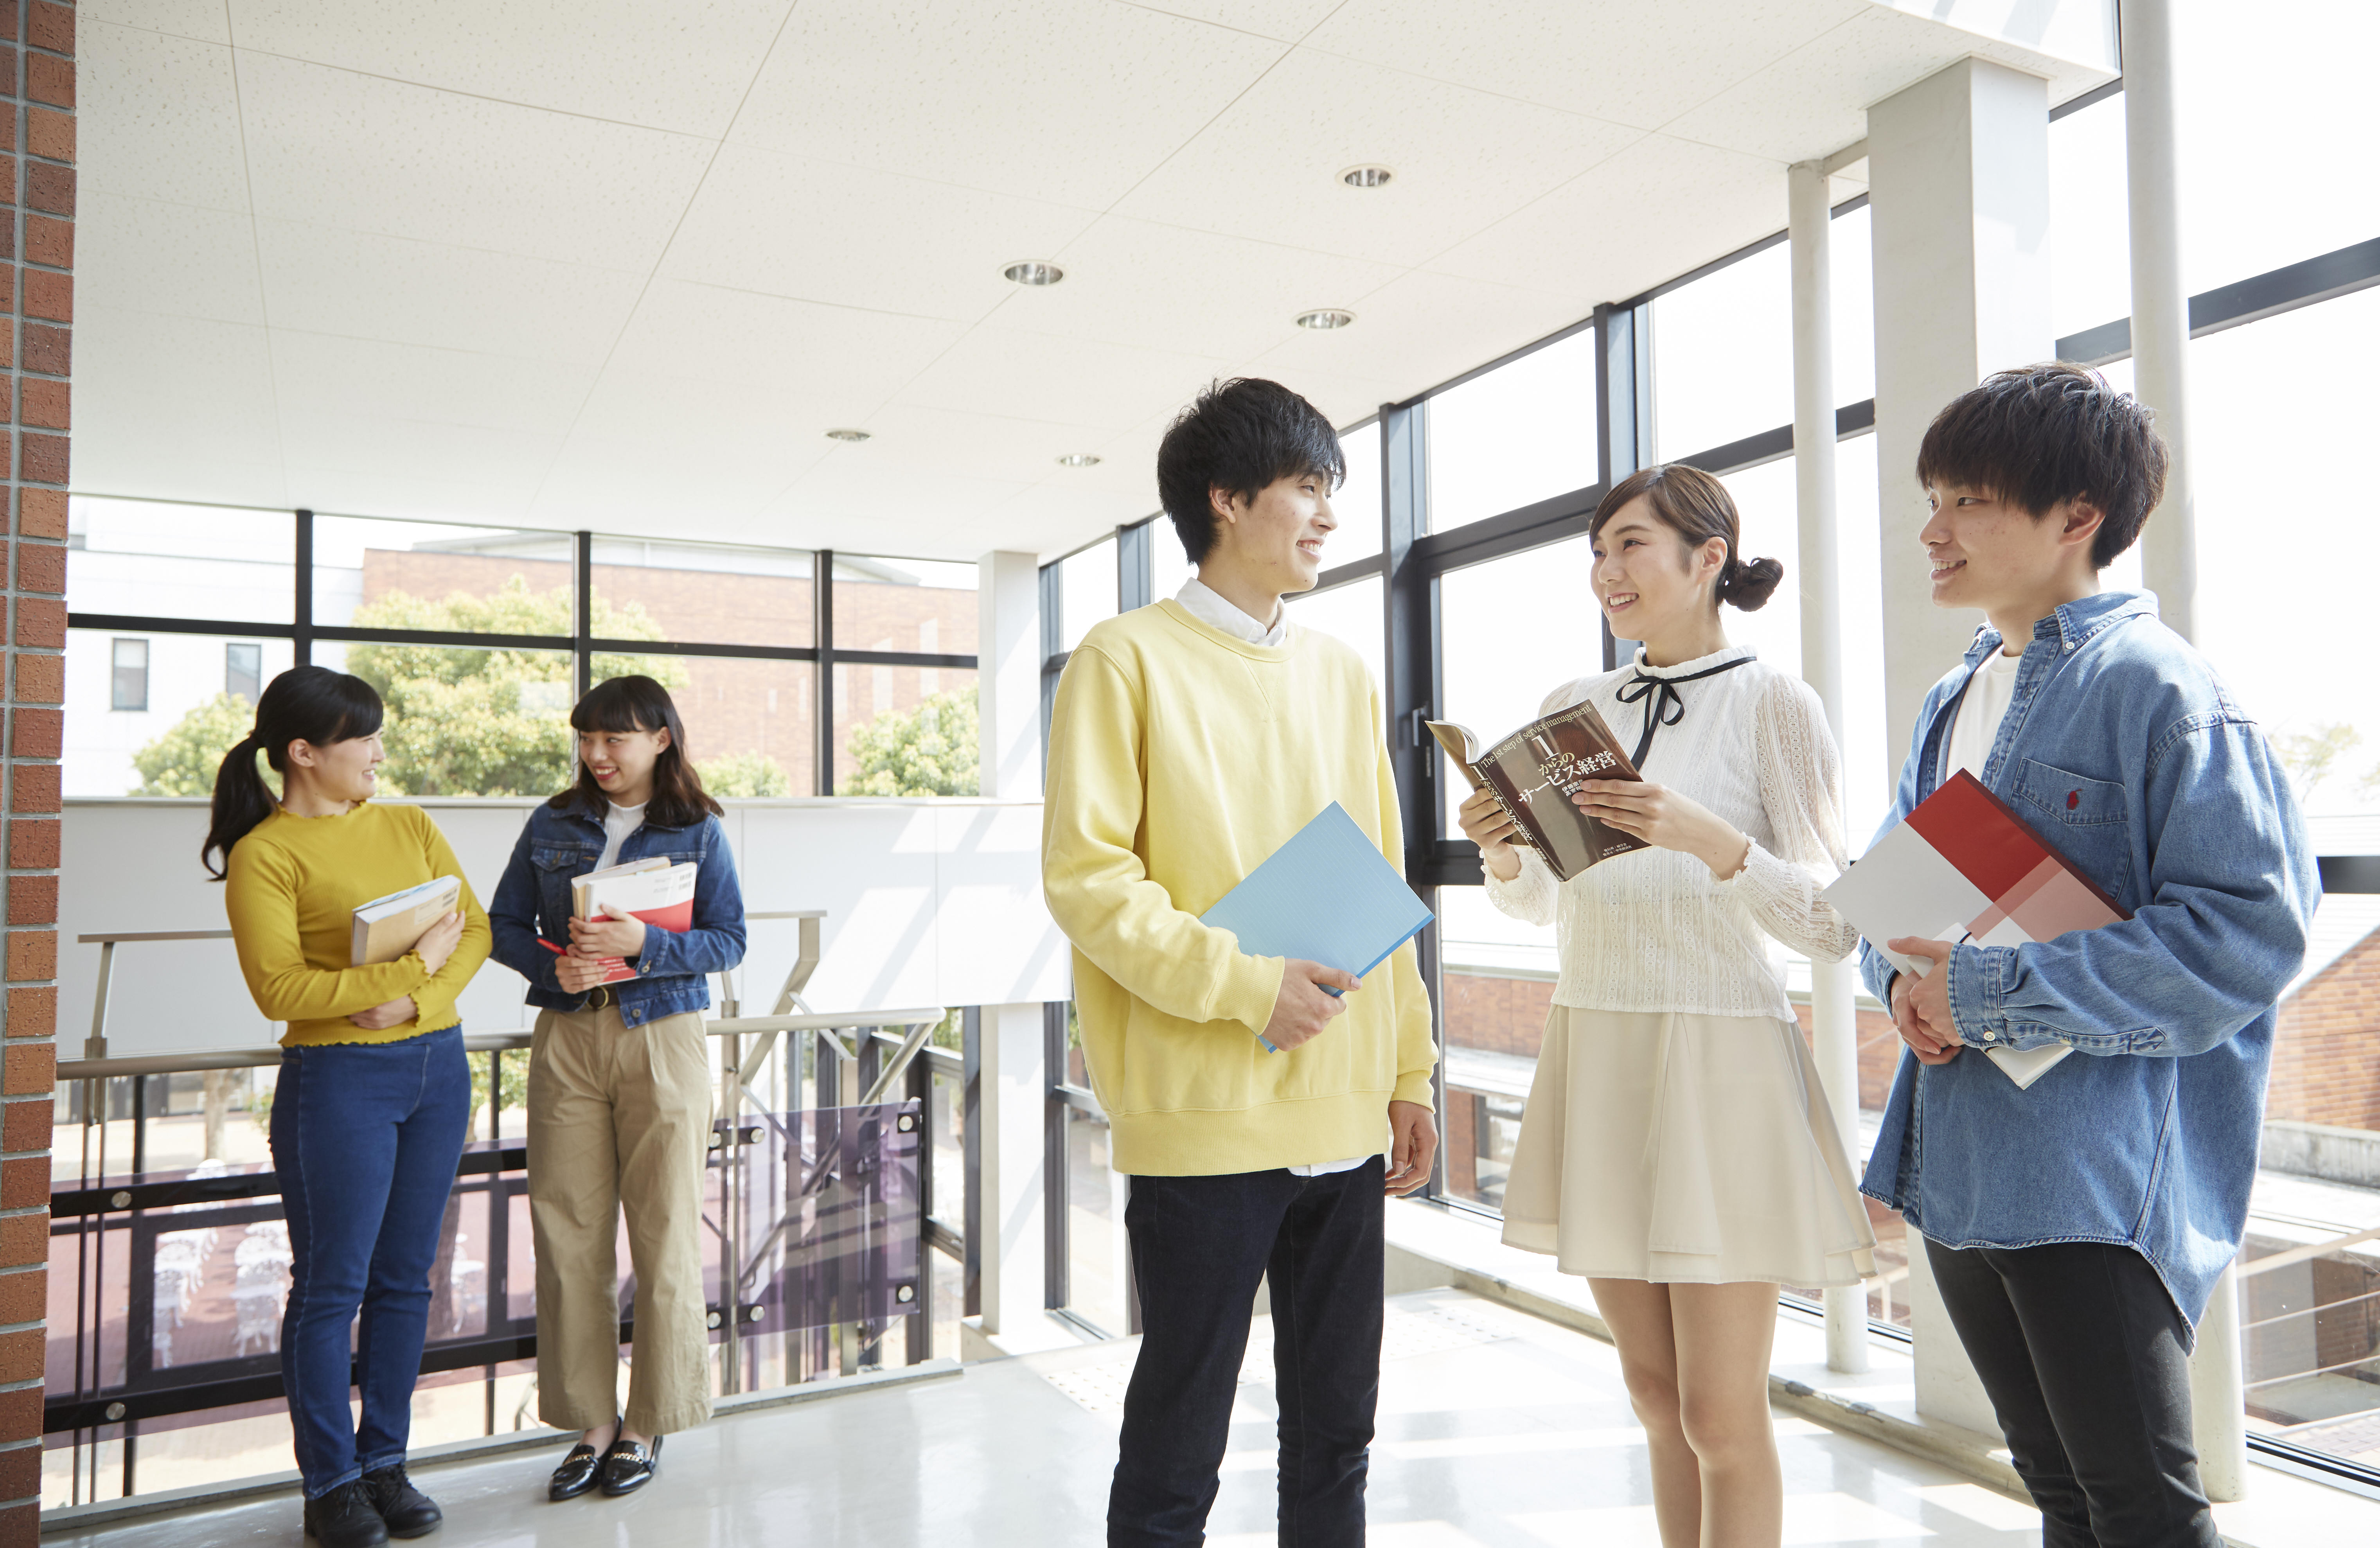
[539,857,699,986]
[350,875,462,967]
[1428,702,1649,882]
[1821,770,2130,1090]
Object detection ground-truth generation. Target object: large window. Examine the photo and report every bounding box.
[62,503,974,798]
[1425,330,1596,531]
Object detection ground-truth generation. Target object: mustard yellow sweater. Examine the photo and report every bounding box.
[223,801,492,1047]
[1042,600,1437,1175]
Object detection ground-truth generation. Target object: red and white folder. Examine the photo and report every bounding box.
[1821,771,2129,1089]
[543,858,698,984]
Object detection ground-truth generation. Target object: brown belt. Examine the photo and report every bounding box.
[584,985,615,1009]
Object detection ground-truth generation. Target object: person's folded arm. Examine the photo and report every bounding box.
[1726,676,1861,963]
[1945,716,2317,1058]
[225,840,433,1023]
[633,821,748,979]
[1041,645,1283,1034]
[485,819,560,991]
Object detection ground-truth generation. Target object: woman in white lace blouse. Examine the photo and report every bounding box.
[1458,463,1872,1548]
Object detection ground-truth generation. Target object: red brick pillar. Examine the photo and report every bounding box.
[2,2,68,1536]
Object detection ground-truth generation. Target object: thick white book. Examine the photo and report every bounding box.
[349,875,462,967]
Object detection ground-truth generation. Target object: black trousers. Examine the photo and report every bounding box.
[1108,1158,1385,1548]
[1925,1237,2222,1548]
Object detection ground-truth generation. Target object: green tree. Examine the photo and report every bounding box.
[132,691,271,796]
[2274,721,2364,801]
[837,688,979,797]
[697,751,795,797]
[343,577,685,796]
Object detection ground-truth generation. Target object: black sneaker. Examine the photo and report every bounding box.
[361,1463,443,1538]
[304,1481,391,1547]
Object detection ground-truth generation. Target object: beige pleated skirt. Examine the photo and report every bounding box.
[1499,1006,1876,1288]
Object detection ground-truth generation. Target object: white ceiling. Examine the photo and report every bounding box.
[75,0,2112,562]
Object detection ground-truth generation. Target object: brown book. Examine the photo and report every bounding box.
[1428,701,1650,882]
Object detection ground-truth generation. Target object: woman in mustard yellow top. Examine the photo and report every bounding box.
[211,666,490,1548]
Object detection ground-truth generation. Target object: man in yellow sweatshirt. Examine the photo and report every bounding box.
[1043,378,1438,1547]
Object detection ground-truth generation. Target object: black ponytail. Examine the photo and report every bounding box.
[203,666,385,879]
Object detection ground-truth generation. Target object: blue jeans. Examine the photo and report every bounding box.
[1109,1158,1384,1548]
[270,1028,471,1498]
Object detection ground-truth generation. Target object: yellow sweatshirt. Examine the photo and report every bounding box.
[1042,599,1437,1175]
[223,801,493,1047]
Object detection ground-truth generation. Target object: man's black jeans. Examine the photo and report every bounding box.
[1925,1237,2222,1548]
[1108,1158,1385,1548]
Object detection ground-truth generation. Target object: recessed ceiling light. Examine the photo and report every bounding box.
[1056,453,1102,468]
[1003,260,1064,286]
[1295,309,1356,330]
[1339,164,1393,189]
[824,427,872,442]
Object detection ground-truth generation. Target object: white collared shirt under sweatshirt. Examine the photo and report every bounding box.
[1483,645,1860,1016]
[1167,577,1372,1179]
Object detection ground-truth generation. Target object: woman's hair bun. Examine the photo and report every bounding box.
[1719,554,1785,611]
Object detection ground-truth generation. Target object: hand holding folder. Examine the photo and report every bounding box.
[1199,803,1434,1053]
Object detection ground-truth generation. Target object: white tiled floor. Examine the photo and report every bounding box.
[54,1288,2046,1547]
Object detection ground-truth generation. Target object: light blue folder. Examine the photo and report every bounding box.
[1199,802,1436,1052]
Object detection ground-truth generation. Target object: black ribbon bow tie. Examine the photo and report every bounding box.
[1615,655,1755,769]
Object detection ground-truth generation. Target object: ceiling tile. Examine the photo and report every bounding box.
[660,144,1102,321]
[846,400,1134,485]
[281,457,548,524]
[1013,215,1404,360]
[1252,268,1588,397]
[606,280,969,405]
[235,51,715,266]
[730,0,1282,207]
[86,1,233,45]
[74,306,288,507]
[745,457,1038,557]
[1131,2,1343,42]
[1111,47,1641,267]
[84,21,251,211]
[225,0,789,136]
[255,222,647,365]
[1426,133,1788,306]
[1301,0,1869,129]
[268,332,599,436]
[80,193,266,325]
[530,374,847,531]
[892,327,1231,434]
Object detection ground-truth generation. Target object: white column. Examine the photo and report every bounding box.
[2121,0,2243,1499]
[976,550,1041,799]
[2123,0,2198,645]
[1867,56,2052,1433]
[1790,156,1868,1376]
[969,1002,1053,1349]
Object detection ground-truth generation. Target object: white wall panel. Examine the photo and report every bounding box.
[63,798,1061,1059]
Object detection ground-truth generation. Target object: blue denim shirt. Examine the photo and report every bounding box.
[1857,591,2317,1327]
[487,801,747,1028]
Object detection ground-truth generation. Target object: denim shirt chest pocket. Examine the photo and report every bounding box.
[2012,758,2132,902]
[530,842,596,934]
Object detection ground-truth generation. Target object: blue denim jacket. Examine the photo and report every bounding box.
[487,801,747,1029]
[1856,591,2317,1327]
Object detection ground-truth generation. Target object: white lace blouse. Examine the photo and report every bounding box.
[1484,644,1860,1022]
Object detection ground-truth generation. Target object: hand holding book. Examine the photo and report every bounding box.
[1885,939,1963,1065]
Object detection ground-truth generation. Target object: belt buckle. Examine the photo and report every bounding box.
[587,985,613,1010]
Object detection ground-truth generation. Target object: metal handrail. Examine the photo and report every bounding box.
[56,1009,947,1085]
[2237,1220,2380,1277]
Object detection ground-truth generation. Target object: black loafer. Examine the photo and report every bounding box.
[304,1480,391,1547]
[550,1417,620,1501]
[361,1463,442,1538]
[598,1433,662,1497]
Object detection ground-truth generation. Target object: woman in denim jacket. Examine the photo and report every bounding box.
[487,675,746,1504]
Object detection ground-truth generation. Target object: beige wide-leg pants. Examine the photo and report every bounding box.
[527,1003,714,1436]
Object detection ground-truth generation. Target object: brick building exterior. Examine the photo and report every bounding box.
[2,5,67,1539]
[2266,927,2380,1133]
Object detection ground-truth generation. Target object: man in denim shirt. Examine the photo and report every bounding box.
[1860,365,2316,1547]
